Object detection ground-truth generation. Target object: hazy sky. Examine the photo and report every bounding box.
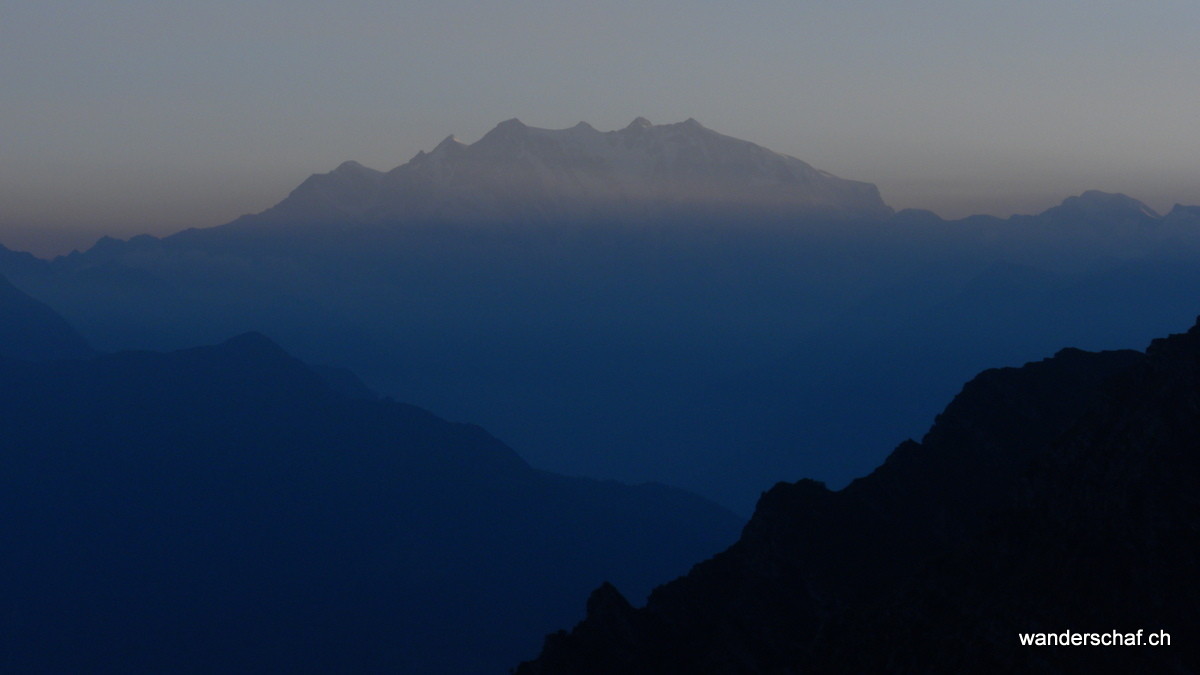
[2,1,1198,256]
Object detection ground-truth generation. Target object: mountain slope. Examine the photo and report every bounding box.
[515,321,1197,673]
[0,331,742,674]
[0,273,93,360]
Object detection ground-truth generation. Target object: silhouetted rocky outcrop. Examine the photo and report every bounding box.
[516,322,1199,673]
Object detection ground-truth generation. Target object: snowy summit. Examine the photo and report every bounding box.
[248,118,894,227]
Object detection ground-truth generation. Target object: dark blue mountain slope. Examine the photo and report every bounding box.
[0,331,741,674]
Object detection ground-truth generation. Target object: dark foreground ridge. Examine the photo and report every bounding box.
[515,321,1200,673]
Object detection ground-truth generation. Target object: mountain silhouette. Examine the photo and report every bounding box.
[0,327,741,674]
[228,117,892,228]
[0,273,93,360]
[515,320,1198,673]
[1036,190,1160,228]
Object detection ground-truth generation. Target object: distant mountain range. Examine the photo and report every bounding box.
[515,320,1199,673]
[231,117,892,228]
[0,275,741,674]
[2,119,1199,513]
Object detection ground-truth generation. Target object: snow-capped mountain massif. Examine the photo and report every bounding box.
[239,118,893,227]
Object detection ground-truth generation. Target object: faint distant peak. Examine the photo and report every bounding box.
[889,208,946,226]
[411,135,465,162]
[475,117,531,146]
[1042,190,1160,224]
[490,117,529,135]
[1075,190,1159,217]
[433,134,466,151]
[416,135,468,163]
[655,117,718,140]
[626,116,653,129]
[328,160,383,177]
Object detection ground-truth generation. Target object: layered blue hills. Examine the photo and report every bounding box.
[0,276,740,674]
[2,121,1198,514]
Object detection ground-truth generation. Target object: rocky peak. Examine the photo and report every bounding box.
[331,160,368,174]
[476,117,529,144]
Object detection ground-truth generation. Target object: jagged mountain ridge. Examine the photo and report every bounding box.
[514,320,1199,673]
[232,117,893,228]
[813,322,1200,672]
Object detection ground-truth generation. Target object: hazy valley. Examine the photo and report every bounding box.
[4,120,1198,512]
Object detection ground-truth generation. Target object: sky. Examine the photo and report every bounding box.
[2,0,1198,257]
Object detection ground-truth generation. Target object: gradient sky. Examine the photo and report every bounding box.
[2,0,1198,256]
